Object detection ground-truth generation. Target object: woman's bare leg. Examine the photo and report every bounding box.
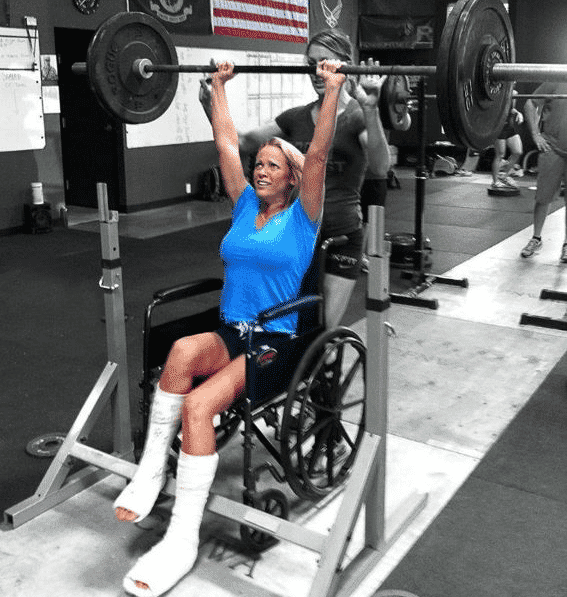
[127,354,246,594]
[115,332,232,522]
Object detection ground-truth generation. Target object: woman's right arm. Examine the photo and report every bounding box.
[210,63,248,204]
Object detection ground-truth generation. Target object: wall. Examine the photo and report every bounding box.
[0,0,127,232]
[1,0,564,231]
[0,0,316,231]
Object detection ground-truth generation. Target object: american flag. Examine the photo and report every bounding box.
[212,0,309,43]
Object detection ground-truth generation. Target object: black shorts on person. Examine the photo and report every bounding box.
[214,321,294,361]
[323,227,364,280]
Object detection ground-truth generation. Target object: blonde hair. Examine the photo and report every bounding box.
[258,137,305,205]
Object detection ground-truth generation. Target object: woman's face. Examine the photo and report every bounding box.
[253,145,292,202]
[306,43,343,96]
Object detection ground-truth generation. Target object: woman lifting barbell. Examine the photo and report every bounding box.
[113,59,346,597]
[200,28,395,329]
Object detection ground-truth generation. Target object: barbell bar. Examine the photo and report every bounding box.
[420,94,567,100]
[72,0,567,150]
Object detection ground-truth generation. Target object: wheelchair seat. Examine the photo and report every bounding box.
[138,237,367,551]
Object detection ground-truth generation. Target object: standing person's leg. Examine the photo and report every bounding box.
[499,134,523,187]
[505,134,523,174]
[323,228,364,328]
[560,158,567,262]
[324,274,357,328]
[492,138,506,185]
[521,150,564,258]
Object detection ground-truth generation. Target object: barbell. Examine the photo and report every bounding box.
[72,0,567,150]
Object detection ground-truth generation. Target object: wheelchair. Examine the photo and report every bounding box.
[138,237,366,551]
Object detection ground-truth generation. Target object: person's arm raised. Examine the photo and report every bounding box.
[210,62,248,204]
[352,59,390,179]
[201,72,283,156]
[299,61,345,223]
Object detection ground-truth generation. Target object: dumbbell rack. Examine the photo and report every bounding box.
[4,186,427,597]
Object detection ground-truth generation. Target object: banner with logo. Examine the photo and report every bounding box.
[130,0,212,35]
[211,0,308,44]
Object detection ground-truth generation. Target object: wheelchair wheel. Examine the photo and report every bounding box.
[240,489,289,552]
[280,327,366,501]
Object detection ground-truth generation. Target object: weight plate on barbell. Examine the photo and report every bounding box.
[380,75,411,131]
[87,12,179,124]
[437,0,515,150]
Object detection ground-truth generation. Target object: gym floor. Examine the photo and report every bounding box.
[2,167,567,597]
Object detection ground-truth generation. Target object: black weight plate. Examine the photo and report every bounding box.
[436,0,515,150]
[380,74,411,131]
[87,12,179,124]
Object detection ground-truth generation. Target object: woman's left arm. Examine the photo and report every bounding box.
[299,61,345,222]
[352,59,390,179]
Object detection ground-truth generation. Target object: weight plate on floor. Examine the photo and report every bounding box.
[87,12,179,124]
[26,432,67,458]
[436,0,515,150]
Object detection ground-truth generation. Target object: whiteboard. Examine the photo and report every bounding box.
[0,27,45,152]
[125,48,315,149]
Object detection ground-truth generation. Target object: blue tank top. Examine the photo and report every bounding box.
[220,185,320,334]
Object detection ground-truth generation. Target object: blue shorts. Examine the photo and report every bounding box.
[214,322,293,361]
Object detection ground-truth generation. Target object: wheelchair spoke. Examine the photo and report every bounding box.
[307,426,332,478]
[291,414,332,454]
[338,353,364,402]
[337,422,355,450]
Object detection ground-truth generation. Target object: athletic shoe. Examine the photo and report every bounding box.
[361,254,369,273]
[561,244,567,263]
[521,237,542,258]
[499,175,518,188]
[491,180,508,190]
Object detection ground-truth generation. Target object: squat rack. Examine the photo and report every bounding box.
[4,184,427,597]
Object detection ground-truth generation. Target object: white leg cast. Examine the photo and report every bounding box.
[114,386,184,522]
[123,452,219,597]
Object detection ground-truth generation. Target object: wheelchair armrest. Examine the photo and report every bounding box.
[153,278,223,304]
[258,294,323,325]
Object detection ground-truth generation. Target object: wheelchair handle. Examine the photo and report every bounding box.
[321,235,348,251]
[257,294,323,324]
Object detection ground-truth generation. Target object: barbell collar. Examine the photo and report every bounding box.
[72,62,87,75]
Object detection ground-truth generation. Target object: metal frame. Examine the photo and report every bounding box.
[4,183,134,528]
[4,186,427,597]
